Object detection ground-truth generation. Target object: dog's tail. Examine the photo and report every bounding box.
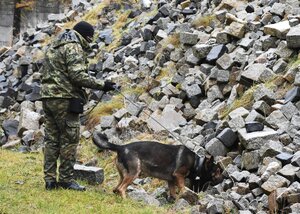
[92,131,121,152]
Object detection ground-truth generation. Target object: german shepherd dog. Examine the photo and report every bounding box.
[93,132,223,199]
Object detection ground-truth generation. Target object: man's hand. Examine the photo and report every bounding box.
[103,81,117,92]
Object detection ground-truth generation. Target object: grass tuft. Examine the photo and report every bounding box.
[219,85,256,119]
[219,75,289,119]
[156,34,180,55]
[86,86,145,129]
[106,10,132,52]
[287,54,300,70]
[86,94,124,129]
[192,14,216,28]
[156,62,176,81]
[82,0,111,25]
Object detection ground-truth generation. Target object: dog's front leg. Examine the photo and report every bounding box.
[167,181,176,202]
[173,172,186,194]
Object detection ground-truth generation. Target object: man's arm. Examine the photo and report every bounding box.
[65,43,104,90]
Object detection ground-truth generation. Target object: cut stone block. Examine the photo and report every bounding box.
[287,25,300,49]
[261,175,290,194]
[228,116,245,132]
[242,150,260,171]
[287,193,300,204]
[74,164,104,185]
[238,127,278,150]
[228,107,249,119]
[216,128,237,148]
[100,115,117,129]
[273,59,287,74]
[193,44,212,59]
[245,122,264,133]
[284,87,300,103]
[147,104,187,132]
[264,21,290,39]
[291,151,300,167]
[278,164,300,181]
[179,32,198,45]
[206,44,228,63]
[2,119,19,137]
[18,109,41,136]
[205,138,227,157]
[265,110,289,130]
[276,152,293,165]
[270,3,285,17]
[225,21,246,39]
[240,64,275,87]
[252,101,271,116]
[216,53,234,70]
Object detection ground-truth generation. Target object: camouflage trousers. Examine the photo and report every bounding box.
[42,98,80,183]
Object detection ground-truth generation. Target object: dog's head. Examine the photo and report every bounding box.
[204,155,224,185]
[188,155,224,192]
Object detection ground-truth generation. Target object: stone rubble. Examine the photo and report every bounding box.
[0,0,300,212]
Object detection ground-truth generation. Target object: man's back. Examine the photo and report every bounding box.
[41,30,92,101]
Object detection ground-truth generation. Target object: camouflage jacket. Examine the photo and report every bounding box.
[41,29,104,101]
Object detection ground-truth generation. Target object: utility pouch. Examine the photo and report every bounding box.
[69,98,84,114]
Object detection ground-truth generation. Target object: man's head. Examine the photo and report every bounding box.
[73,21,94,43]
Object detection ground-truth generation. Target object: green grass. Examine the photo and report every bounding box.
[219,84,256,119]
[0,149,170,214]
[287,55,300,70]
[86,86,145,129]
[218,74,291,119]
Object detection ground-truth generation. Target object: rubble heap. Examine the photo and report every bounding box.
[1,0,300,212]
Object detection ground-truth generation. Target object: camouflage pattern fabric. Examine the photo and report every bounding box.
[41,29,104,102]
[43,99,79,182]
[41,29,105,183]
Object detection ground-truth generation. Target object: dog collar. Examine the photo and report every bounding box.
[194,155,205,179]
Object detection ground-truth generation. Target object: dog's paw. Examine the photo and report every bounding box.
[167,195,176,203]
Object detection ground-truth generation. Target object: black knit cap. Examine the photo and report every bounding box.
[73,21,94,42]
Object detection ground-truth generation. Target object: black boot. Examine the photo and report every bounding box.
[59,181,86,191]
[45,181,57,190]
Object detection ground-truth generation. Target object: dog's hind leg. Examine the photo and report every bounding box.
[113,161,124,194]
[113,175,124,194]
[114,157,141,198]
[117,174,138,198]
[113,161,127,196]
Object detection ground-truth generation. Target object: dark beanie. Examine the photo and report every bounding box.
[73,21,94,42]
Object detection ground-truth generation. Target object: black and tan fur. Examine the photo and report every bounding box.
[93,132,223,199]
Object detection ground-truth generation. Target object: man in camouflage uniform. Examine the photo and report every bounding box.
[41,21,116,191]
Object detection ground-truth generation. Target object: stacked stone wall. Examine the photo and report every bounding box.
[0,0,63,47]
[0,0,15,46]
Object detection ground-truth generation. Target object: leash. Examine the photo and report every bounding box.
[88,84,235,184]
[113,87,194,151]
[85,84,198,153]
[115,87,236,184]
[81,84,114,122]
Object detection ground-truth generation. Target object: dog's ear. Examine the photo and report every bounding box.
[204,155,215,171]
[205,154,212,160]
